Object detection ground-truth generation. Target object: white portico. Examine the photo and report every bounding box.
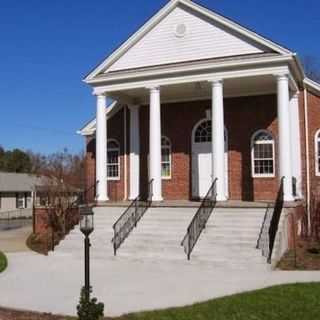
[84,0,305,203]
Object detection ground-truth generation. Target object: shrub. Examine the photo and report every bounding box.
[77,287,104,320]
[0,251,8,273]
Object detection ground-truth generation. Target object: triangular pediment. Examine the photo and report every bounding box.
[85,0,291,81]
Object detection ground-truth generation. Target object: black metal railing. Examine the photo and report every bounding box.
[112,179,153,256]
[267,177,284,263]
[181,179,218,260]
[256,177,284,263]
[0,208,33,231]
[292,177,297,198]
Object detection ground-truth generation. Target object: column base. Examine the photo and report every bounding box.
[96,197,109,203]
[216,195,228,202]
[150,196,163,202]
[283,195,295,202]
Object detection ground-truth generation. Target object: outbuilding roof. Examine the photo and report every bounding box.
[0,172,43,193]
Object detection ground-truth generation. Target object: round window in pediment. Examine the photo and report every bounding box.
[175,23,187,38]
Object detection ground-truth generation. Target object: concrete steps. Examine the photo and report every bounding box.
[50,205,270,269]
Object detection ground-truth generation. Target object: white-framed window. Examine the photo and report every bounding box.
[315,130,320,176]
[251,130,275,178]
[107,139,120,180]
[161,136,172,179]
[194,120,211,143]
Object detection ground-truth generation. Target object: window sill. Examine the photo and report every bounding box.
[107,178,121,182]
[252,175,276,179]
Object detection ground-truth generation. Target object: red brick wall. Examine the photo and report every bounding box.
[87,93,320,202]
[140,95,278,201]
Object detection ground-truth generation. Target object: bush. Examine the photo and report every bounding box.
[77,287,104,320]
[0,251,8,273]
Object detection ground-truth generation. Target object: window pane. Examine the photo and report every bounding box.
[108,151,118,164]
[195,121,211,143]
[107,164,119,178]
[161,136,171,178]
[161,149,170,162]
[107,143,120,178]
[161,164,170,177]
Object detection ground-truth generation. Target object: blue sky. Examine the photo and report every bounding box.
[0,0,319,154]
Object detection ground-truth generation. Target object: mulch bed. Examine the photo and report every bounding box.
[278,238,320,270]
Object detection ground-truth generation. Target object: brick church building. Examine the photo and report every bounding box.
[79,0,320,211]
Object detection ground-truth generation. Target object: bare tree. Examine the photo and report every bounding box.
[302,56,320,82]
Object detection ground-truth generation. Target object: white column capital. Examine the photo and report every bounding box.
[208,79,223,87]
[146,86,160,92]
[274,73,289,81]
[93,91,108,97]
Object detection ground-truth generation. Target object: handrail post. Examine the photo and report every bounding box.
[113,227,117,256]
[134,199,138,227]
[187,229,191,261]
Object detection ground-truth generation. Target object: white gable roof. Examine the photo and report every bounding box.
[108,5,267,72]
[85,0,291,81]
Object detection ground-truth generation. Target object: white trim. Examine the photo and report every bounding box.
[84,0,291,81]
[315,129,320,177]
[89,55,292,86]
[251,130,276,178]
[161,136,172,180]
[191,118,229,198]
[107,139,121,181]
[93,65,290,95]
[304,77,320,96]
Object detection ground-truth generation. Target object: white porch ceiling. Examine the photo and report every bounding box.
[110,75,277,105]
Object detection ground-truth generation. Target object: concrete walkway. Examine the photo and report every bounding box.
[0,251,320,317]
[0,225,32,253]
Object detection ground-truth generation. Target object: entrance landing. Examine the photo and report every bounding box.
[97,200,300,209]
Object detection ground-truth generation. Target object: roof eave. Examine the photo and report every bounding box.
[304,77,320,96]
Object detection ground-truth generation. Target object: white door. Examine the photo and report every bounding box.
[192,119,229,199]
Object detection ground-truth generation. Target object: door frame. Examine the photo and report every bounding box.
[191,118,229,199]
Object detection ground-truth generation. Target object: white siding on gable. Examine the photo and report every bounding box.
[107,5,268,72]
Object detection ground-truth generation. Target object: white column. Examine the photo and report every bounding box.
[277,74,294,201]
[290,93,302,198]
[96,94,108,202]
[129,105,140,200]
[211,80,227,201]
[149,87,163,201]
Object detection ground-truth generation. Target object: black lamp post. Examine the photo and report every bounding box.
[80,208,94,301]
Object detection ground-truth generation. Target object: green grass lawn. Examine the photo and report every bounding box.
[0,251,7,273]
[0,283,319,319]
[114,283,320,320]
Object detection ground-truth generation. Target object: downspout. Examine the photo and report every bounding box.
[124,106,128,200]
[303,88,311,233]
